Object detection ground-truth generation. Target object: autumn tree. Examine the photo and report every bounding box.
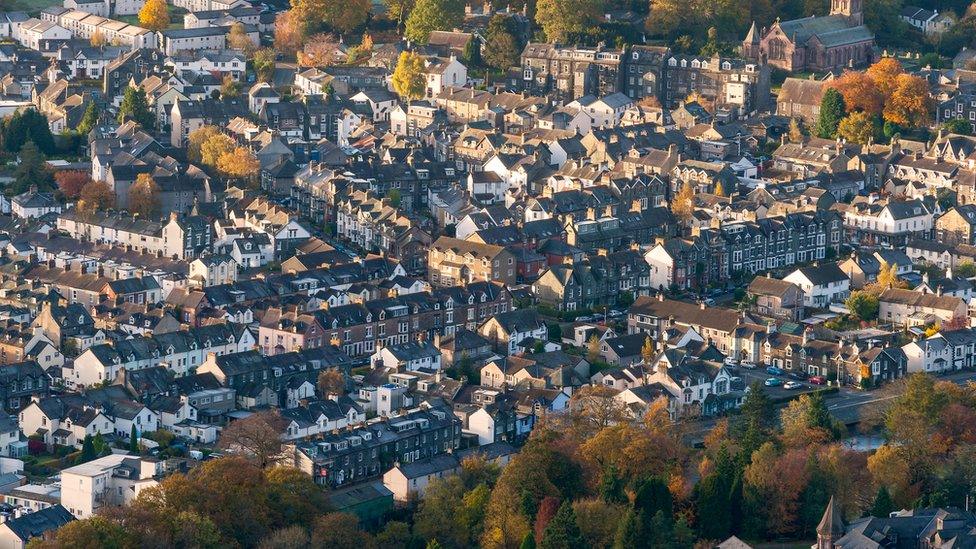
[217,410,288,468]
[265,466,329,528]
[535,0,601,43]
[743,443,811,537]
[788,118,805,142]
[56,170,91,199]
[392,51,426,101]
[220,75,242,99]
[586,334,600,363]
[227,22,255,55]
[484,15,521,70]
[866,57,905,100]
[837,111,876,145]
[128,173,160,218]
[199,132,236,169]
[274,9,304,55]
[384,0,415,30]
[815,87,846,139]
[883,74,934,129]
[187,125,223,165]
[298,33,342,67]
[670,182,695,222]
[217,146,260,185]
[311,513,374,548]
[139,0,170,31]
[294,0,370,34]
[641,336,654,364]
[317,368,345,398]
[118,87,154,129]
[780,392,842,448]
[77,180,115,216]
[830,71,883,115]
[405,0,464,44]
[26,516,135,549]
[253,48,277,83]
[90,30,107,46]
[258,526,310,549]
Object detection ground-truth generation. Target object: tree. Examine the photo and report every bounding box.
[641,336,654,364]
[462,36,481,66]
[534,496,561,543]
[944,118,973,135]
[781,392,842,447]
[955,261,976,278]
[217,146,260,184]
[837,111,876,145]
[12,141,54,195]
[129,424,139,453]
[871,485,894,518]
[265,466,328,528]
[586,334,600,363]
[815,88,846,139]
[384,0,415,30]
[539,501,581,549]
[77,102,99,136]
[259,526,310,549]
[138,0,170,31]
[634,477,673,523]
[253,49,277,83]
[294,0,371,34]
[671,182,695,222]
[612,509,640,549]
[187,126,223,165]
[311,513,373,548]
[830,71,883,115]
[535,0,601,43]
[484,15,521,70]
[274,9,304,55]
[128,173,160,218]
[118,87,154,129]
[55,170,91,199]
[883,74,934,129]
[90,29,107,46]
[405,0,464,43]
[737,381,775,457]
[0,108,56,154]
[80,434,95,462]
[199,132,236,169]
[866,57,905,100]
[392,51,426,101]
[375,522,415,549]
[788,118,805,142]
[385,188,402,207]
[317,369,345,398]
[227,22,255,54]
[298,33,342,67]
[27,516,135,549]
[714,181,725,197]
[218,411,288,468]
[519,532,536,549]
[846,291,880,321]
[220,75,242,99]
[573,499,623,548]
[77,180,115,216]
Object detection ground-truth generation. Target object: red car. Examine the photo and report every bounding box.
[808,376,827,385]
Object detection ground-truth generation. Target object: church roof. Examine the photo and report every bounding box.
[777,14,873,47]
[817,496,845,537]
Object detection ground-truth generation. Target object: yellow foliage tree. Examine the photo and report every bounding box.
[218,146,260,186]
[274,9,304,55]
[138,0,170,32]
[671,182,695,222]
[200,133,236,169]
[830,70,883,115]
[865,57,905,100]
[883,74,934,129]
[128,173,160,218]
[90,30,107,47]
[837,111,875,145]
[186,126,223,165]
[391,51,426,101]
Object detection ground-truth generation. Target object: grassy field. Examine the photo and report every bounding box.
[10,0,61,15]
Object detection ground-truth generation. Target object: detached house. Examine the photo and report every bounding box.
[478,309,548,355]
[783,263,851,309]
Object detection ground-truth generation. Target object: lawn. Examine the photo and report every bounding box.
[11,0,61,15]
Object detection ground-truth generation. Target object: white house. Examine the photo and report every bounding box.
[466,171,507,204]
[423,56,467,98]
[60,454,159,518]
[188,255,237,288]
[783,263,851,308]
[382,454,460,502]
[350,89,397,122]
[370,341,442,372]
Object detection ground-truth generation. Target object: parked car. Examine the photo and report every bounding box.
[784,381,804,390]
[764,377,783,387]
[766,366,785,375]
[808,376,827,385]
[788,371,809,380]
[740,361,757,369]
[723,357,739,366]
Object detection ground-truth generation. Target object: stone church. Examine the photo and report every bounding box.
[742,0,876,73]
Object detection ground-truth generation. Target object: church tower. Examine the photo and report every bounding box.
[830,0,863,26]
[816,496,845,549]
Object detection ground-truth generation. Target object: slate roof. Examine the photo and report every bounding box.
[1,505,73,543]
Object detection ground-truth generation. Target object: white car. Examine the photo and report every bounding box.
[723,357,739,366]
[784,381,804,390]
[739,361,757,369]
